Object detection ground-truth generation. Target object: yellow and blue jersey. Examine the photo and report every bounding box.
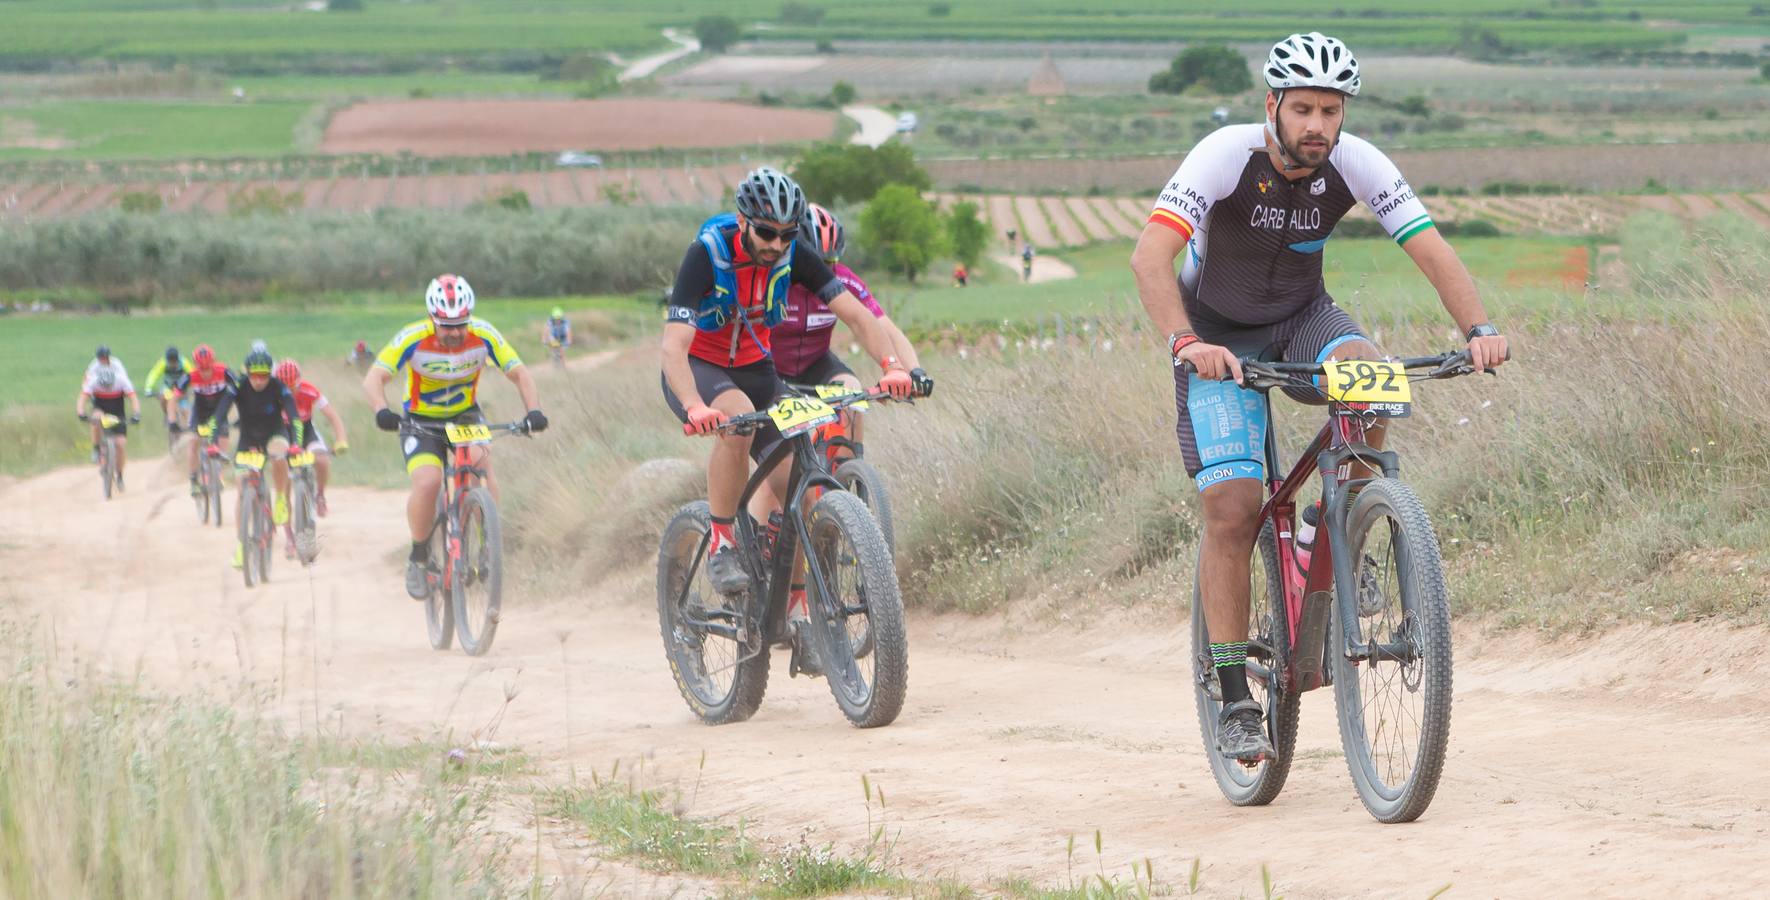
[373,318,522,418]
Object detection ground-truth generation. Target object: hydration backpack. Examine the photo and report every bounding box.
[693,213,793,333]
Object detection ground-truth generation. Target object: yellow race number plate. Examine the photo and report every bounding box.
[288,450,315,467]
[196,422,215,438]
[234,450,266,470]
[1322,360,1412,413]
[767,396,838,437]
[814,384,868,411]
[445,422,494,444]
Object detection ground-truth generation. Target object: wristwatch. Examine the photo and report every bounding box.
[1466,323,1499,340]
[881,355,907,373]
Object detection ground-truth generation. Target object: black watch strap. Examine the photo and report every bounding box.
[1466,322,1499,340]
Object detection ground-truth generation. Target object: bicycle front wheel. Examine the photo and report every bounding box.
[1329,478,1453,824]
[206,457,225,529]
[655,501,770,725]
[292,475,319,565]
[239,482,263,588]
[806,490,907,728]
[1190,521,1300,806]
[451,487,503,656]
[99,442,114,500]
[424,520,453,651]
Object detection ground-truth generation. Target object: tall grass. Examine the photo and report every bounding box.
[488,217,1770,631]
[0,630,512,898]
[0,206,702,304]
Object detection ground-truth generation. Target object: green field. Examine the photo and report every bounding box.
[0,2,665,64]
[0,0,1755,70]
[0,100,310,160]
[0,294,645,415]
[885,234,1588,336]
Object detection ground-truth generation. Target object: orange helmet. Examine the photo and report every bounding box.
[800,203,846,261]
[273,358,300,384]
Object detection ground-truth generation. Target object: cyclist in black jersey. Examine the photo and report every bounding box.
[1130,32,1510,763]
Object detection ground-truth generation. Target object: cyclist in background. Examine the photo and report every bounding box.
[275,358,349,518]
[542,307,573,361]
[143,345,191,434]
[182,344,237,496]
[216,348,298,568]
[1021,243,1035,282]
[75,344,141,490]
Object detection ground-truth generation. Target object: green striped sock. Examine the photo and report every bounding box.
[1209,641,1249,668]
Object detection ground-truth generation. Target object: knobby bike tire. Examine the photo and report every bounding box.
[834,457,894,659]
[100,440,114,500]
[806,490,908,728]
[655,501,770,725]
[293,474,320,565]
[1330,477,1453,824]
[207,457,225,529]
[425,518,453,651]
[239,481,262,588]
[1191,522,1301,807]
[452,487,503,657]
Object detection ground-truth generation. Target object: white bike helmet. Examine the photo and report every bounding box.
[425,274,475,325]
[1264,32,1360,97]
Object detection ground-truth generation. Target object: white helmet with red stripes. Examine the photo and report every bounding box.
[425,274,475,325]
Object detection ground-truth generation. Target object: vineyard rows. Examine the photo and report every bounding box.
[4,169,1766,244]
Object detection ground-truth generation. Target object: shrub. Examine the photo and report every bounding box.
[695,15,742,53]
[1148,45,1252,95]
[945,200,989,267]
[790,142,930,206]
[860,184,945,281]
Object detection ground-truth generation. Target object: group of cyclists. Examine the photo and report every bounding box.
[68,31,1510,768]
[80,339,353,564]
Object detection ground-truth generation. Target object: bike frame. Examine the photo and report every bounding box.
[1247,355,1475,695]
[672,405,861,657]
[435,438,491,592]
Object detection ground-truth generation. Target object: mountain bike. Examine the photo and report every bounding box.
[194,422,226,527]
[235,447,275,588]
[657,387,920,728]
[286,447,321,565]
[405,418,531,657]
[87,412,122,500]
[1190,349,1491,823]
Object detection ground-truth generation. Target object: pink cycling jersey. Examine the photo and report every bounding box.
[771,263,884,378]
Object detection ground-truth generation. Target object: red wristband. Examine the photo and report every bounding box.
[1170,333,1201,356]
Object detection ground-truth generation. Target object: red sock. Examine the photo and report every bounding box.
[709,518,735,553]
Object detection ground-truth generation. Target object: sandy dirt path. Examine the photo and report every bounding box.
[4,456,1768,898]
[843,105,898,149]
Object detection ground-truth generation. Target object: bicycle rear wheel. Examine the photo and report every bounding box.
[424,518,453,651]
[806,490,907,728]
[656,501,770,724]
[1329,478,1453,824]
[452,487,503,656]
[1191,521,1300,806]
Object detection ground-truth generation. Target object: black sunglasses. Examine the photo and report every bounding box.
[748,222,799,244]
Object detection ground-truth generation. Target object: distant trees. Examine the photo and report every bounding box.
[790,142,930,207]
[945,200,988,268]
[1148,45,1251,95]
[861,185,944,281]
[695,15,742,53]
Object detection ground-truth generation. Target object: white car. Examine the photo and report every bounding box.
[895,112,918,133]
[555,151,603,168]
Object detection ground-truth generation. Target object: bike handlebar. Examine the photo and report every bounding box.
[1190,349,1504,393]
[682,386,918,437]
[400,419,533,440]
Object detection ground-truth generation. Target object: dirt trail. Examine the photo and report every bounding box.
[993,252,1078,283]
[4,457,1769,898]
